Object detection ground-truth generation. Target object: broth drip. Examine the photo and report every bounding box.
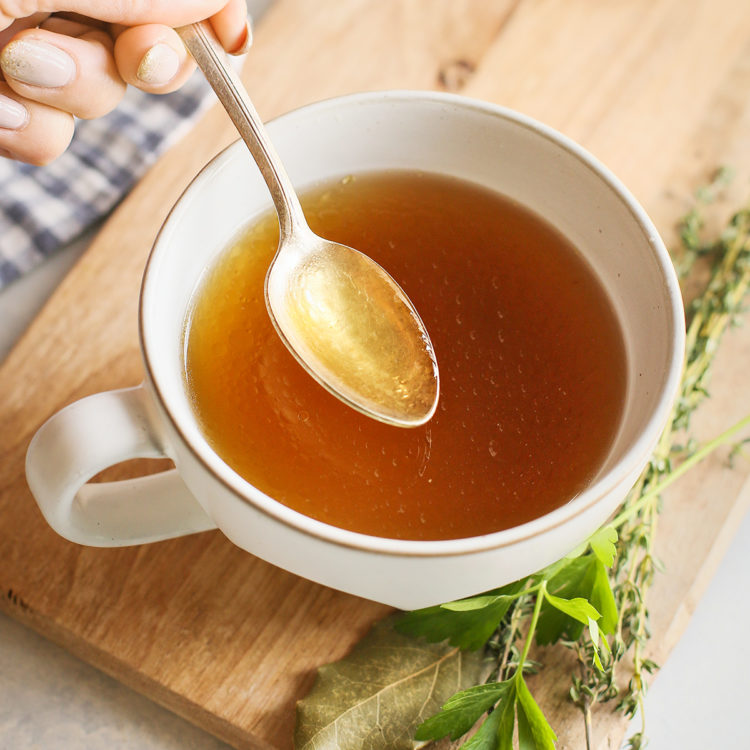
[184,171,626,541]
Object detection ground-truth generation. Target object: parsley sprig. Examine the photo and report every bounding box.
[398,523,620,749]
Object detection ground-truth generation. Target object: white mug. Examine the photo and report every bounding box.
[26,91,685,610]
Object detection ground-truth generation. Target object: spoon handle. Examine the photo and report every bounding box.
[176,22,306,238]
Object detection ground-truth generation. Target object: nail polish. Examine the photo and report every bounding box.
[137,43,180,86]
[0,39,76,88]
[0,93,28,129]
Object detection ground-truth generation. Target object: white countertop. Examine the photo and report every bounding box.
[1,226,749,749]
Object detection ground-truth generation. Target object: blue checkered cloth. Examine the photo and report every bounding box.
[0,71,213,289]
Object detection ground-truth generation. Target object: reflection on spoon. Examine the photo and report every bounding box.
[178,21,439,427]
[267,233,439,426]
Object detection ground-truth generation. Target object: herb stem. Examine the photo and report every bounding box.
[508,583,543,600]
[517,580,547,676]
[612,412,750,528]
[575,641,594,750]
[497,590,528,681]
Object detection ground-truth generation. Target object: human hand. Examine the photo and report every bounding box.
[0,1,250,165]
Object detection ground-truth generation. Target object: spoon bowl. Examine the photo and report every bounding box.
[178,22,439,426]
[266,228,439,426]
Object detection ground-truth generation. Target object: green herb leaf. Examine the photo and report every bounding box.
[441,594,518,612]
[397,580,525,651]
[532,556,576,583]
[459,704,503,750]
[517,697,534,750]
[589,525,618,567]
[535,554,618,643]
[294,614,483,750]
[495,685,517,750]
[590,557,618,635]
[543,592,601,626]
[564,540,589,560]
[515,676,557,749]
[415,681,511,741]
[588,618,604,671]
[458,683,516,750]
[588,616,613,673]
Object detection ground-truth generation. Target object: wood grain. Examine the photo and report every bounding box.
[1,0,750,748]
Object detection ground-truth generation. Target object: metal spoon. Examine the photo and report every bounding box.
[177,22,439,427]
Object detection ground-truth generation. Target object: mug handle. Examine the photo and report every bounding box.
[25,385,217,546]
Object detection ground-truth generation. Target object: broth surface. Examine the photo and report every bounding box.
[184,171,626,540]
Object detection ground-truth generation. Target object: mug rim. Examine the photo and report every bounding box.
[140,89,685,558]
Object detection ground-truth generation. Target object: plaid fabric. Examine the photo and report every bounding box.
[0,71,213,289]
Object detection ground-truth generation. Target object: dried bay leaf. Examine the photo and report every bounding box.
[295,614,484,749]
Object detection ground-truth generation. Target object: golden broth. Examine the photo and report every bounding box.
[183,171,626,540]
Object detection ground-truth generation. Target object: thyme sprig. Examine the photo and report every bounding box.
[602,186,750,748]
[398,184,750,749]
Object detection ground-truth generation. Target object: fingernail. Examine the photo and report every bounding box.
[0,93,28,129]
[0,39,75,88]
[137,43,180,85]
[230,19,253,56]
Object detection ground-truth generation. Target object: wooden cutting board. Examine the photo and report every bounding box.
[2,1,750,748]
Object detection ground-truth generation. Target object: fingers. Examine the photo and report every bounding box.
[0,80,74,165]
[209,0,252,55]
[0,23,126,119]
[0,2,250,163]
[112,0,251,95]
[0,18,124,164]
[113,24,194,93]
